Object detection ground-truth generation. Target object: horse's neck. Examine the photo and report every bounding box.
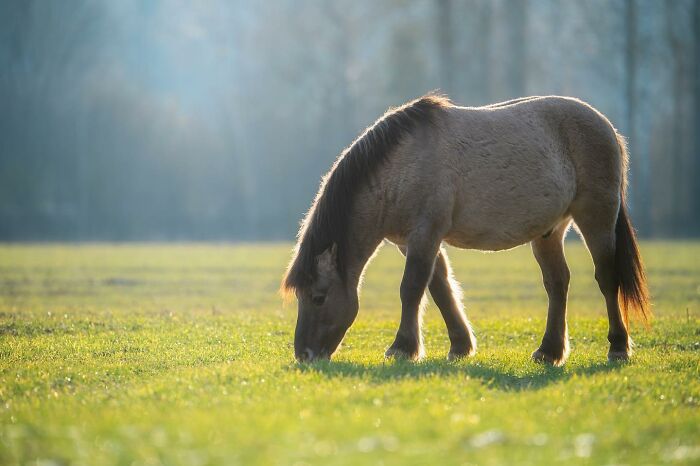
[344,201,384,293]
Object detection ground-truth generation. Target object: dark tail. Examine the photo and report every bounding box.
[615,134,651,326]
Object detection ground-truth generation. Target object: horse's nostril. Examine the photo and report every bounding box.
[296,348,315,362]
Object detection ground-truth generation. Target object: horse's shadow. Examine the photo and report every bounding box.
[294,357,626,392]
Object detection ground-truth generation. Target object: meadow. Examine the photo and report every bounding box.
[0,241,698,465]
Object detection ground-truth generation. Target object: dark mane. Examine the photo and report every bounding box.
[282,93,452,294]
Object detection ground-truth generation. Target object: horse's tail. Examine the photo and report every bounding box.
[615,133,651,326]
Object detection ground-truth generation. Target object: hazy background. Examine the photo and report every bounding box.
[1,0,698,241]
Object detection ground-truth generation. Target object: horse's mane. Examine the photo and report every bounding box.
[282,93,452,295]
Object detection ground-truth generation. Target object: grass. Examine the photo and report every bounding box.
[0,241,698,465]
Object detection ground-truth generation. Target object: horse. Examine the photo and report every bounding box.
[282,94,650,366]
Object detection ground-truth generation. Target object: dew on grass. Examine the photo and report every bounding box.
[663,445,700,462]
[531,433,548,446]
[574,433,596,458]
[469,430,506,448]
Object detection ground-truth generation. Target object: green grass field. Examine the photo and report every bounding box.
[1,242,698,465]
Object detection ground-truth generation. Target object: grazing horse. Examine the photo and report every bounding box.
[282,94,650,366]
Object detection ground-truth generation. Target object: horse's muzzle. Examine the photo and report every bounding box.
[295,347,330,362]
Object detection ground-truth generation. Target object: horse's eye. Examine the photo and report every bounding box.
[312,295,326,306]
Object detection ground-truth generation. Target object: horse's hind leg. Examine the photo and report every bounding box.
[531,219,572,366]
[429,248,476,360]
[572,204,631,361]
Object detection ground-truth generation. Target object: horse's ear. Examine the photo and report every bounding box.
[316,243,338,278]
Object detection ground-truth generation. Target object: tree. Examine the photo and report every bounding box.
[694,0,700,231]
[624,0,650,233]
[436,0,455,95]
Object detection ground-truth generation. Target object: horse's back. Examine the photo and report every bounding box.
[375,96,622,251]
[489,96,625,210]
[440,97,617,250]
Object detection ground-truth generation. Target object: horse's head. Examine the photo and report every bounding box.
[294,244,358,361]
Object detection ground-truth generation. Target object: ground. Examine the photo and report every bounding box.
[0,242,698,465]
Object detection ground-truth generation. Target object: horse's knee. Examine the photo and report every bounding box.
[400,256,434,300]
[543,269,570,296]
[400,281,421,301]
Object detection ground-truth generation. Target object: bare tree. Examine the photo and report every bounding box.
[436,0,455,95]
[694,0,700,231]
[664,0,694,235]
[474,0,493,103]
[504,0,527,98]
[624,0,647,232]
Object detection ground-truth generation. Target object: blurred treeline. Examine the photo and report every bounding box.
[0,1,698,241]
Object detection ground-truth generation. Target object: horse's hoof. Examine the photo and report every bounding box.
[607,350,631,362]
[385,345,423,361]
[531,348,567,367]
[447,346,476,361]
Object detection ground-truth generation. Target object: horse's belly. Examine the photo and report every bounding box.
[445,215,563,251]
[445,155,575,251]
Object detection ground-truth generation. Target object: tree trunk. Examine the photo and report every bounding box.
[436,0,454,95]
[474,0,493,103]
[694,0,700,233]
[504,0,527,98]
[625,0,649,234]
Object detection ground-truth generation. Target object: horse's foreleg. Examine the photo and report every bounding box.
[386,235,442,361]
[395,245,476,360]
[429,248,476,360]
[531,220,572,366]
